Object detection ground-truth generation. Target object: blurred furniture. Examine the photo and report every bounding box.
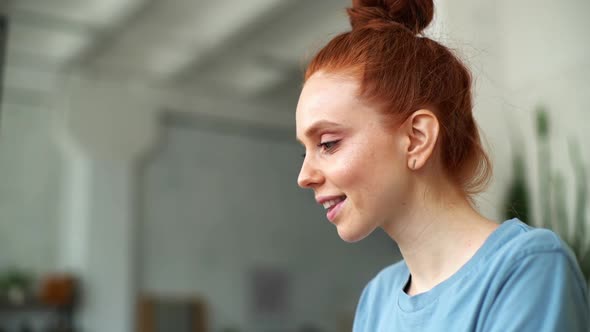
[0,274,78,331]
[137,294,208,332]
[0,299,76,331]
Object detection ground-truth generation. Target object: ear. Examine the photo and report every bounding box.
[404,110,439,170]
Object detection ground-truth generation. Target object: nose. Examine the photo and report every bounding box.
[297,156,323,189]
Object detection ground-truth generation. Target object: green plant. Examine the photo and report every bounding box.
[566,139,590,281]
[503,152,530,224]
[504,106,589,284]
[503,112,531,224]
[0,268,33,299]
[536,107,552,230]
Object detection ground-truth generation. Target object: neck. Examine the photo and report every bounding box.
[381,175,498,295]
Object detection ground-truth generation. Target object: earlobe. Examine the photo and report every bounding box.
[406,110,439,170]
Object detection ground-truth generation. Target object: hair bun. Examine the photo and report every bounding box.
[348,0,434,34]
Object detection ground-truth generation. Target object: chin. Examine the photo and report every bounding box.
[336,224,374,243]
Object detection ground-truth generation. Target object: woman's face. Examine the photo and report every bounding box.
[296,72,412,242]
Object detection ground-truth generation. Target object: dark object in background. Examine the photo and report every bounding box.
[299,323,323,332]
[249,266,290,318]
[38,274,79,332]
[19,321,33,332]
[39,274,78,307]
[137,294,208,332]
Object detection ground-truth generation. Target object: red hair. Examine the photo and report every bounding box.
[304,0,492,197]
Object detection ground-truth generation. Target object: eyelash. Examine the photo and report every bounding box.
[300,140,341,158]
[318,140,340,153]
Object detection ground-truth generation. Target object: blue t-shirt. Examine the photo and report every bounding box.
[353,219,589,331]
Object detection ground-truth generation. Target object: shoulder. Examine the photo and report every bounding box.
[488,219,586,292]
[480,221,590,330]
[495,219,576,264]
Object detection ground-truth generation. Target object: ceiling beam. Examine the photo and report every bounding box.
[168,0,308,83]
[64,0,157,70]
[169,0,348,85]
[9,6,99,33]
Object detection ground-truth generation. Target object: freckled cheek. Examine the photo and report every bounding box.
[327,147,373,191]
[328,158,378,215]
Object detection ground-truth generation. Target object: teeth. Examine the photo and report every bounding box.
[322,197,345,210]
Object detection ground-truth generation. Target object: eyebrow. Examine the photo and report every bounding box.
[296,120,345,143]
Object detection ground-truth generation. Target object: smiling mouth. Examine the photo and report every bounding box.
[323,195,347,211]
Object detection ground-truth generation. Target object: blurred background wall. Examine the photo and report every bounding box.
[0,0,588,331]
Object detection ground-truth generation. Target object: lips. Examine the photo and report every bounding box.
[316,195,347,222]
[326,197,346,222]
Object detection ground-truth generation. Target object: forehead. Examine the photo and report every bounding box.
[296,72,364,136]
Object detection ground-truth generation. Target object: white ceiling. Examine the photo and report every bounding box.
[3,0,350,110]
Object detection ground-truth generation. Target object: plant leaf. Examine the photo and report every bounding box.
[552,172,569,240]
[569,139,588,253]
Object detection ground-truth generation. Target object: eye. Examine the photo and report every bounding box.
[318,140,340,153]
